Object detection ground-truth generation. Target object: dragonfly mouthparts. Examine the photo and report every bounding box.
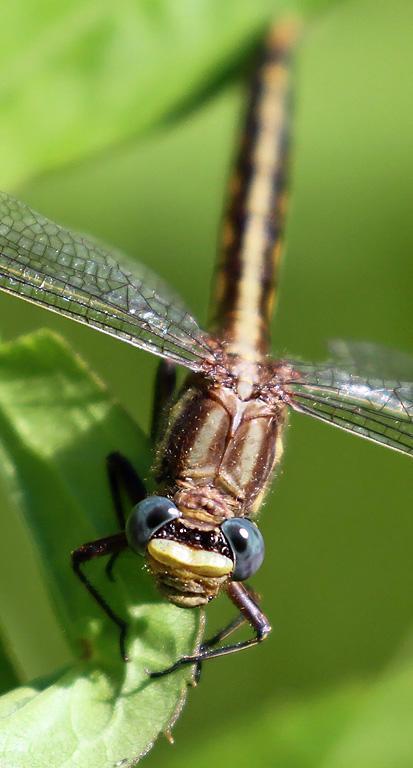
[146,515,234,606]
[147,539,233,577]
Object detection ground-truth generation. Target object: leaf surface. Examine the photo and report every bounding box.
[0,330,200,766]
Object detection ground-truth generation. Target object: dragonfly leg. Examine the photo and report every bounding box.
[193,612,247,684]
[71,532,129,660]
[149,582,271,680]
[150,360,177,443]
[105,452,146,581]
[192,585,259,682]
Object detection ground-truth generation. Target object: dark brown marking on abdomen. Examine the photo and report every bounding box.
[209,20,300,359]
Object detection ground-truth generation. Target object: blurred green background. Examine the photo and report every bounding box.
[0,0,412,765]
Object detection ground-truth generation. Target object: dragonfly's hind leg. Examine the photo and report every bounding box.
[105,452,146,581]
[150,360,177,443]
[149,582,271,680]
[71,532,129,660]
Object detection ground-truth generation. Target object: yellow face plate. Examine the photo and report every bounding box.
[147,538,233,577]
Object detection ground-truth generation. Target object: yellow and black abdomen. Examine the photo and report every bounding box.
[209,21,299,360]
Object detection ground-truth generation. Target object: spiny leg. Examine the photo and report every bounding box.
[71,532,129,660]
[105,452,146,581]
[150,359,177,444]
[149,582,271,679]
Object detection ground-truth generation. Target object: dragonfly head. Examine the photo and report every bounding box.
[125,496,265,607]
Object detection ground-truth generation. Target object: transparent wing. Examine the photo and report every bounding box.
[0,192,214,370]
[327,339,413,380]
[281,344,413,457]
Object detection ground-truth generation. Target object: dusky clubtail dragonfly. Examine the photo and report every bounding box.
[0,20,411,679]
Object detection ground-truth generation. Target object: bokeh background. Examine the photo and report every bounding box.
[0,0,412,765]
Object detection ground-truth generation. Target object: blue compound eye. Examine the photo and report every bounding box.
[221,518,265,581]
[126,496,180,556]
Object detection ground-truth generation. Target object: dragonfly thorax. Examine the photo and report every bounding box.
[154,373,287,520]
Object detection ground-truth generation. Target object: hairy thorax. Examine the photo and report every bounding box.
[153,359,288,525]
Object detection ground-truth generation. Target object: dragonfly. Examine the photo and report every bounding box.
[0,20,411,679]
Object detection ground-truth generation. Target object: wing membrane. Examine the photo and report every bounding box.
[0,192,213,370]
[327,339,413,380]
[282,352,413,457]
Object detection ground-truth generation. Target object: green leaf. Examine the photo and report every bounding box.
[0,0,344,189]
[0,618,198,768]
[0,636,19,695]
[0,330,201,766]
[0,0,272,188]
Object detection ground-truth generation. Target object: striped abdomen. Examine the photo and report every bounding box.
[210,20,299,359]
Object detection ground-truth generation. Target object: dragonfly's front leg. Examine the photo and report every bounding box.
[191,613,246,685]
[72,452,146,661]
[149,582,271,680]
[192,584,262,683]
[71,532,129,660]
